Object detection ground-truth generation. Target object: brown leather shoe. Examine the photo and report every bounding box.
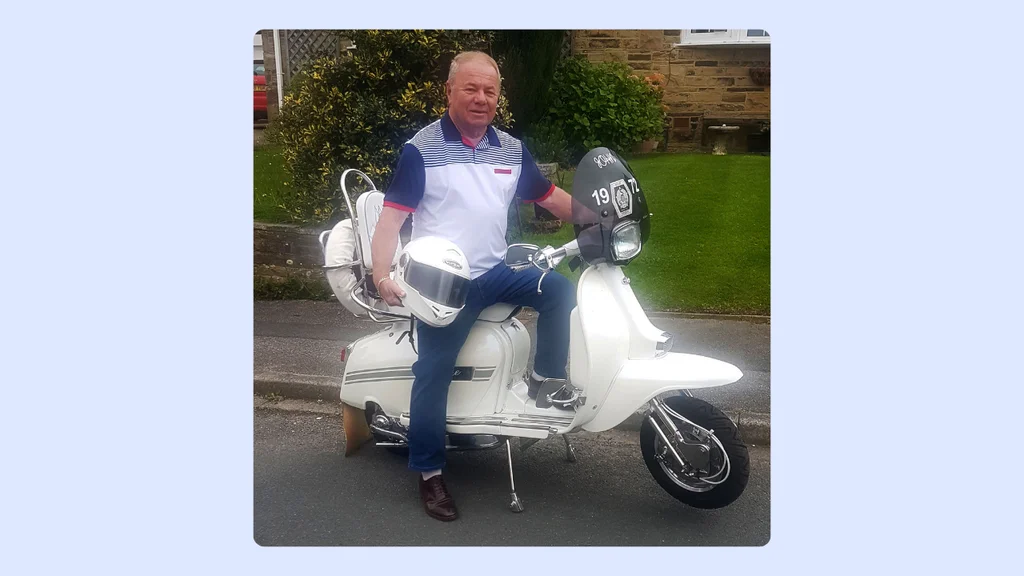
[419,475,458,522]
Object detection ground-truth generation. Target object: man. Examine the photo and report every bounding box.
[370,51,576,522]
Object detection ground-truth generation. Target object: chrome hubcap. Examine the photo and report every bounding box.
[655,436,723,492]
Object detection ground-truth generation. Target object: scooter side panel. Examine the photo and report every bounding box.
[444,322,510,417]
[340,319,526,421]
[582,352,743,432]
[340,323,418,418]
[566,265,631,431]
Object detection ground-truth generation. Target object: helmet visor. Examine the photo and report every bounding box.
[406,260,470,309]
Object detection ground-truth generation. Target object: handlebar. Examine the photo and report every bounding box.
[516,239,581,295]
[532,239,580,271]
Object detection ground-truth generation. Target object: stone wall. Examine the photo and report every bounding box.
[571,30,770,152]
[254,202,543,289]
[254,222,326,282]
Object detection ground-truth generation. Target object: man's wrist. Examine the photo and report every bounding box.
[376,275,392,290]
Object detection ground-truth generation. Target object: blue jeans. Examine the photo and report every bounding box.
[407,262,576,472]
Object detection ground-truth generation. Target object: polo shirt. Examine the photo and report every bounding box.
[383,113,555,279]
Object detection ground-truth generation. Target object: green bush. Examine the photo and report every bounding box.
[545,56,665,158]
[267,30,514,224]
[522,120,571,168]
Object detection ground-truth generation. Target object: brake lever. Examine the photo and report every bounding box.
[537,270,550,294]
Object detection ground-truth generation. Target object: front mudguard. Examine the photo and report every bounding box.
[582,352,742,432]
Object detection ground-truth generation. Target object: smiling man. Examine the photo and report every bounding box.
[369,51,577,522]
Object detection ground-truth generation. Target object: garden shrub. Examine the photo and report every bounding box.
[545,56,665,159]
[268,30,514,224]
[522,120,572,168]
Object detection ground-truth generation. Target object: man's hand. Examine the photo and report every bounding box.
[371,206,411,306]
[378,277,406,307]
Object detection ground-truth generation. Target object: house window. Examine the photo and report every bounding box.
[676,29,770,46]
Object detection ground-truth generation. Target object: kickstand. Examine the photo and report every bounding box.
[562,434,577,463]
[506,438,524,513]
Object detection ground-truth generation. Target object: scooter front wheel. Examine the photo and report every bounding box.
[640,395,750,509]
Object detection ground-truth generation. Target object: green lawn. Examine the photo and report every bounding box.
[514,154,770,315]
[254,148,769,314]
[254,145,292,223]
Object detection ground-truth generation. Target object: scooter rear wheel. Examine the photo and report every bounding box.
[640,395,750,509]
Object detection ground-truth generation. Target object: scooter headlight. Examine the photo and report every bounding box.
[611,221,642,262]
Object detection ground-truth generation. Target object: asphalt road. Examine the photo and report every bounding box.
[254,403,770,546]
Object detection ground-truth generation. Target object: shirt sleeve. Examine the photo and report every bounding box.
[516,144,555,203]
[383,144,425,212]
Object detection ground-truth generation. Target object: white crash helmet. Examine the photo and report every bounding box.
[393,236,471,327]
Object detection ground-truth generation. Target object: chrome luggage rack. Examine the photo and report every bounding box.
[318,169,413,324]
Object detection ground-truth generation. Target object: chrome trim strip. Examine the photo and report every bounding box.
[443,418,557,433]
[347,366,414,376]
[344,376,415,385]
[447,416,503,423]
[346,371,415,380]
[345,371,415,381]
[511,414,575,423]
[448,419,504,427]
[511,417,574,426]
[501,422,558,432]
[349,365,493,378]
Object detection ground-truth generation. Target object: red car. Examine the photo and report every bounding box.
[254,62,268,121]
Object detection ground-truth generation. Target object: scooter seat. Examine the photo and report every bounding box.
[478,303,521,322]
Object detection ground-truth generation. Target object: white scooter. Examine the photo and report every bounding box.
[325,148,750,511]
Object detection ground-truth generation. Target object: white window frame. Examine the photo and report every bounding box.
[676,29,770,47]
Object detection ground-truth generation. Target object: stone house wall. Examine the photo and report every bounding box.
[571,30,770,152]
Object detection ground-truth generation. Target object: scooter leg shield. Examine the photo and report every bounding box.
[342,402,373,456]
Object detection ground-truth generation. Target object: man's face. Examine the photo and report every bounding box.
[446,59,499,133]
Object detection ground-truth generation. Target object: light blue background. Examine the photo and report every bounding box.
[4,0,1022,572]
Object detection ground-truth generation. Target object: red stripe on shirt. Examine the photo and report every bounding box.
[524,183,556,204]
[383,200,415,213]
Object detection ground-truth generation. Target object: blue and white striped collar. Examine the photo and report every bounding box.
[440,112,502,148]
